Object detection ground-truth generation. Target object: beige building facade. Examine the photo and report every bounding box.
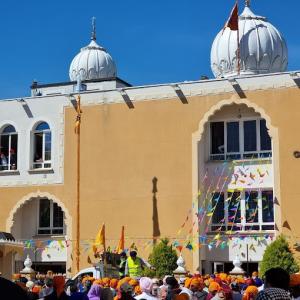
[0,72,300,276]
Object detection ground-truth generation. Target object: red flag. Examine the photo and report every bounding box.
[223,2,239,32]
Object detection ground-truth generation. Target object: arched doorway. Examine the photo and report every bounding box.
[192,98,280,274]
[7,192,72,275]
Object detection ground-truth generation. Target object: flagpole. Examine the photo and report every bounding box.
[236,0,241,76]
[75,94,82,273]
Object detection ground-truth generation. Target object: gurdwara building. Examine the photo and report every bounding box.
[0,1,299,278]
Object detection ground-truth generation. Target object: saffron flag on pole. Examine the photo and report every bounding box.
[93,223,106,254]
[74,95,81,134]
[116,226,125,254]
[223,1,239,32]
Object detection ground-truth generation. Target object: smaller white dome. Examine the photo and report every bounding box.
[69,23,117,81]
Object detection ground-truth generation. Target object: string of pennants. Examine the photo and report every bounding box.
[20,157,296,255]
[20,233,274,255]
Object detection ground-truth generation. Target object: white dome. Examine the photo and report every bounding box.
[211,5,288,78]
[69,39,117,81]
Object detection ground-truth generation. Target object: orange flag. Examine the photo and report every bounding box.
[116,226,125,254]
[223,1,239,32]
[93,223,106,254]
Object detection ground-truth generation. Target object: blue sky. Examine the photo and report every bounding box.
[1,0,299,99]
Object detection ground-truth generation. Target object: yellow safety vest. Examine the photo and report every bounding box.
[127,257,142,278]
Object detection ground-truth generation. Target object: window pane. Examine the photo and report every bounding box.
[228,192,241,228]
[260,120,271,151]
[36,122,50,131]
[211,122,224,155]
[0,135,9,171]
[262,191,274,223]
[39,199,50,228]
[34,132,43,162]
[246,191,259,223]
[3,125,16,133]
[227,122,239,153]
[44,132,51,161]
[10,135,18,170]
[212,193,225,224]
[244,120,257,152]
[53,203,64,228]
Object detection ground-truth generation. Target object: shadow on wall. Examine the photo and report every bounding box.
[152,177,161,244]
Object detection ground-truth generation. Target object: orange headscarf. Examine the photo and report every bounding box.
[184,278,193,288]
[174,294,190,300]
[208,282,221,293]
[94,279,103,286]
[219,273,227,282]
[102,277,111,287]
[110,279,118,289]
[129,279,139,287]
[53,276,65,297]
[134,285,142,295]
[190,278,202,288]
[290,274,300,287]
[242,285,258,300]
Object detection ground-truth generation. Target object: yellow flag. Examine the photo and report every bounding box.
[93,223,106,254]
[116,226,125,254]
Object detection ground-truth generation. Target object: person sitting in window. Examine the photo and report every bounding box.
[9,148,17,170]
[218,145,225,153]
[0,153,8,170]
[34,153,43,162]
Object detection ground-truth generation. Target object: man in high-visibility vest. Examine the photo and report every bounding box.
[125,250,146,279]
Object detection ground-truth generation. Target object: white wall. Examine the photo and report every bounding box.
[0,95,69,186]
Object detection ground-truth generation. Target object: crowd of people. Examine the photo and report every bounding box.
[1,267,300,300]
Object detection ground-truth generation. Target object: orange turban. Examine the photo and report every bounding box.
[237,277,245,284]
[110,279,118,289]
[94,279,103,286]
[134,285,142,295]
[117,278,128,289]
[252,272,258,277]
[242,285,258,300]
[124,277,131,282]
[174,293,190,300]
[184,278,193,288]
[290,274,300,287]
[129,279,139,287]
[208,282,221,293]
[102,278,111,287]
[190,278,202,288]
[219,273,227,282]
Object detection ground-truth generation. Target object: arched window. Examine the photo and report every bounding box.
[0,125,18,171]
[32,122,51,169]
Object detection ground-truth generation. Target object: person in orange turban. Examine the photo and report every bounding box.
[129,279,139,287]
[174,293,190,300]
[102,277,111,288]
[290,274,300,287]
[134,285,142,296]
[208,282,221,297]
[110,278,118,289]
[242,285,258,300]
[184,278,193,289]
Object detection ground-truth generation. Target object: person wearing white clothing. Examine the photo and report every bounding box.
[135,277,158,300]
